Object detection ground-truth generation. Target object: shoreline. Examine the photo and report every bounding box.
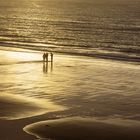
[0,46,140,63]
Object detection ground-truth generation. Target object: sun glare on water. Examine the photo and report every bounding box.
[7,51,41,61]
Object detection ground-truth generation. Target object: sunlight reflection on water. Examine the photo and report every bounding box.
[0,50,140,120]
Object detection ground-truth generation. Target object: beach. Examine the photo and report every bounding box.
[0,49,140,139]
[0,0,140,139]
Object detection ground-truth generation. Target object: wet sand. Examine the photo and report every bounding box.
[24,117,140,140]
[0,49,140,140]
[0,93,64,120]
[0,49,65,139]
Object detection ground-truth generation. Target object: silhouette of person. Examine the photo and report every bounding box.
[50,52,53,62]
[45,53,49,62]
[43,53,46,62]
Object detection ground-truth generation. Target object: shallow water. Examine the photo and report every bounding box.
[0,50,140,120]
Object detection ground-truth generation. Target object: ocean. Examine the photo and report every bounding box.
[0,0,140,61]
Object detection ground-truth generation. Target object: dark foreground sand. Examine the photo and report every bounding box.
[24,117,140,140]
[0,93,65,140]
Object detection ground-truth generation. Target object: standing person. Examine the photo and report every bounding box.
[50,52,53,62]
[45,52,49,62]
[43,53,46,62]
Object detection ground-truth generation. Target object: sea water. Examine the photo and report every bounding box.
[0,50,140,120]
[0,0,140,61]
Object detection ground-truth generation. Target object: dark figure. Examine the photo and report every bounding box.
[45,53,49,62]
[50,52,53,62]
[43,53,46,62]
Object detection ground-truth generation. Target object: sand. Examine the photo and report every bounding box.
[0,93,64,120]
[0,49,140,140]
[24,117,140,140]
